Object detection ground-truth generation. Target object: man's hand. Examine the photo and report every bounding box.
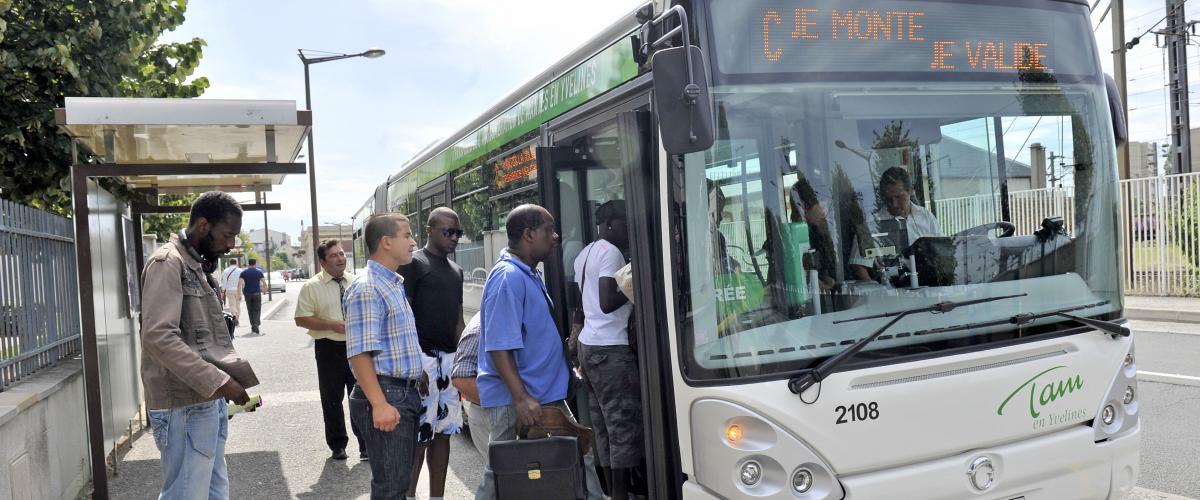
[216,378,250,406]
[514,393,543,428]
[332,320,346,335]
[372,403,401,432]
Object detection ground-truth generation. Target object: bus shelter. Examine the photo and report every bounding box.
[55,97,310,499]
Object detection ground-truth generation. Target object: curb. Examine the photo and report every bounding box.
[1126,308,1200,325]
[262,297,289,321]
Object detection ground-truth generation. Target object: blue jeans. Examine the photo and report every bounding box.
[350,378,422,500]
[148,399,229,500]
[475,401,604,500]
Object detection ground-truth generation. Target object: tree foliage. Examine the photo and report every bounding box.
[0,0,209,213]
[141,192,197,242]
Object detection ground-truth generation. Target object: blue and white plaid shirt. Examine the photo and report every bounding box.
[343,259,423,379]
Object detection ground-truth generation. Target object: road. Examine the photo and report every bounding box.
[108,284,1199,498]
[1128,323,1200,500]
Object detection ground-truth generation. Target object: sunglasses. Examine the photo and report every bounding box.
[440,228,465,238]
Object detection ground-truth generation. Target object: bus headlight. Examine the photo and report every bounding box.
[740,460,762,486]
[792,468,814,494]
[1101,404,1117,426]
[1123,386,1135,405]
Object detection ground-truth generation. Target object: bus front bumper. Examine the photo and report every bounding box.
[681,422,1139,499]
[838,422,1140,500]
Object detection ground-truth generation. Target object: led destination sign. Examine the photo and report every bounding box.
[710,0,1097,77]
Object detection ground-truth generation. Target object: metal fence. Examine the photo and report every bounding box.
[934,172,1200,296]
[0,199,82,391]
[1120,173,1200,296]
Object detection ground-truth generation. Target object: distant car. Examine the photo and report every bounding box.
[267,271,287,293]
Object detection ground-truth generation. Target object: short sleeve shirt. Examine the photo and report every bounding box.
[573,239,632,346]
[220,265,243,291]
[294,270,356,341]
[476,249,568,408]
[399,248,464,353]
[850,204,944,268]
[343,260,424,379]
[451,313,482,379]
[240,267,264,294]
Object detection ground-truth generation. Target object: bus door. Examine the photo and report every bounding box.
[415,174,450,244]
[539,98,684,499]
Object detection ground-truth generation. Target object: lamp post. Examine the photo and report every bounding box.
[298,47,385,270]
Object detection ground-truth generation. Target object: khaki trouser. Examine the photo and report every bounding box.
[224,289,241,320]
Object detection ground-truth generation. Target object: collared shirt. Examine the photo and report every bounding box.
[343,260,423,379]
[477,249,568,408]
[295,269,357,342]
[451,313,482,379]
[851,204,944,268]
[221,265,243,291]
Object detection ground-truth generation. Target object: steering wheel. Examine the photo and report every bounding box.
[954,221,1016,238]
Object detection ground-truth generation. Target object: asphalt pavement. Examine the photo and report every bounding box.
[109,286,486,499]
[1128,318,1200,500]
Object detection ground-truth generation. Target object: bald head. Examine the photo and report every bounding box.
[505,204,558,263]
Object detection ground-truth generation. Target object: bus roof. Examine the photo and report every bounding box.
[384,4,646,187]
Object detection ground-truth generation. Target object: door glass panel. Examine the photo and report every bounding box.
[553,119,627,316]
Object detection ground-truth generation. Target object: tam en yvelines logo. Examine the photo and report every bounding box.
[997,365,1083,419]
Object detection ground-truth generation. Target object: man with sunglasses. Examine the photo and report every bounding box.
[399,207,466,500]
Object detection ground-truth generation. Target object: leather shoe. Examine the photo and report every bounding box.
[330,448,348,460]
[359,450,369,461]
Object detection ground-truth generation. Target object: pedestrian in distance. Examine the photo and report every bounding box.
[140,191,255,499]
[294,239,366,461]
[474,204,603,500]
[574,200,646,499]
[240,258,265,334]
[400,207,466,500]
[221,258,243,323]
[344,213,429,499]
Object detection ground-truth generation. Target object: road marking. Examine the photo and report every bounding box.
[1126,486,1198,500]
[1138,371,1200,387]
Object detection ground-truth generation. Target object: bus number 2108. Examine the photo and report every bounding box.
[835,402,880,424]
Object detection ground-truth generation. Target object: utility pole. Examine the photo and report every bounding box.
[1166,0,1192,173]
[1113,0,1131,179]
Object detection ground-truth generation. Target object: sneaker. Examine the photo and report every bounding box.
[331,448,348,460]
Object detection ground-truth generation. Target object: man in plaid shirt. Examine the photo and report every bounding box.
[343,213,427,499]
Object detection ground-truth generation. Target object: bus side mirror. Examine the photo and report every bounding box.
[652,45,715,155]
[1105,73,1128,148]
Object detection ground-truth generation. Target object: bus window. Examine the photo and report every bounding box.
[678,81,1119,381]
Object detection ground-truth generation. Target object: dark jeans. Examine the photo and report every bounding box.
[350,377,422,500]
[315,339,364,453]
[244,292,262,329]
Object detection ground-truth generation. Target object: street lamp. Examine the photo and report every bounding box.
[298,47,386,269]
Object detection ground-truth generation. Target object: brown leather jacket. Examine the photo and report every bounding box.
[139,234,234,410]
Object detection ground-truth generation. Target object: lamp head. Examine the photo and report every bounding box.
[362,48,386,59]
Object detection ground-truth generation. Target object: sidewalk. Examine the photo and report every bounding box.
[1126,295,1200,324]
[108,290,485,499]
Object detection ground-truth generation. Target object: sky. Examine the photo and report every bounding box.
[160,0,645,245]
[160,0,1197,244]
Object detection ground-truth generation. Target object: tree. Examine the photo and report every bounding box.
[141,193,197,243]
[238,231,262,264]
[0,0,209,213]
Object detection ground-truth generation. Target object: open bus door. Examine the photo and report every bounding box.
[539,99,684,499]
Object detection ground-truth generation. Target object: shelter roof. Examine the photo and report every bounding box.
[55,97,310,194]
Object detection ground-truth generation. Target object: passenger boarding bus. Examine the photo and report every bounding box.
[356,0,1138,498]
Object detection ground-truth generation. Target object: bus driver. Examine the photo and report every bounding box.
[850,166,943,282]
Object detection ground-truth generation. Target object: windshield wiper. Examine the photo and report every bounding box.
[787,293,1027,397]
[1010,302,1130,337]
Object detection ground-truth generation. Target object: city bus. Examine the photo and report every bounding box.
[354,0,1139,498]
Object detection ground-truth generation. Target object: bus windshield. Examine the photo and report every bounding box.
[678,0,1122,381]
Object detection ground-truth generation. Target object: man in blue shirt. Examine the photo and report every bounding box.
[475,204,601,500]
[239,259,265,334]
[343,213,426,499]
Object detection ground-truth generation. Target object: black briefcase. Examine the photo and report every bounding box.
[489,435,582,500]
